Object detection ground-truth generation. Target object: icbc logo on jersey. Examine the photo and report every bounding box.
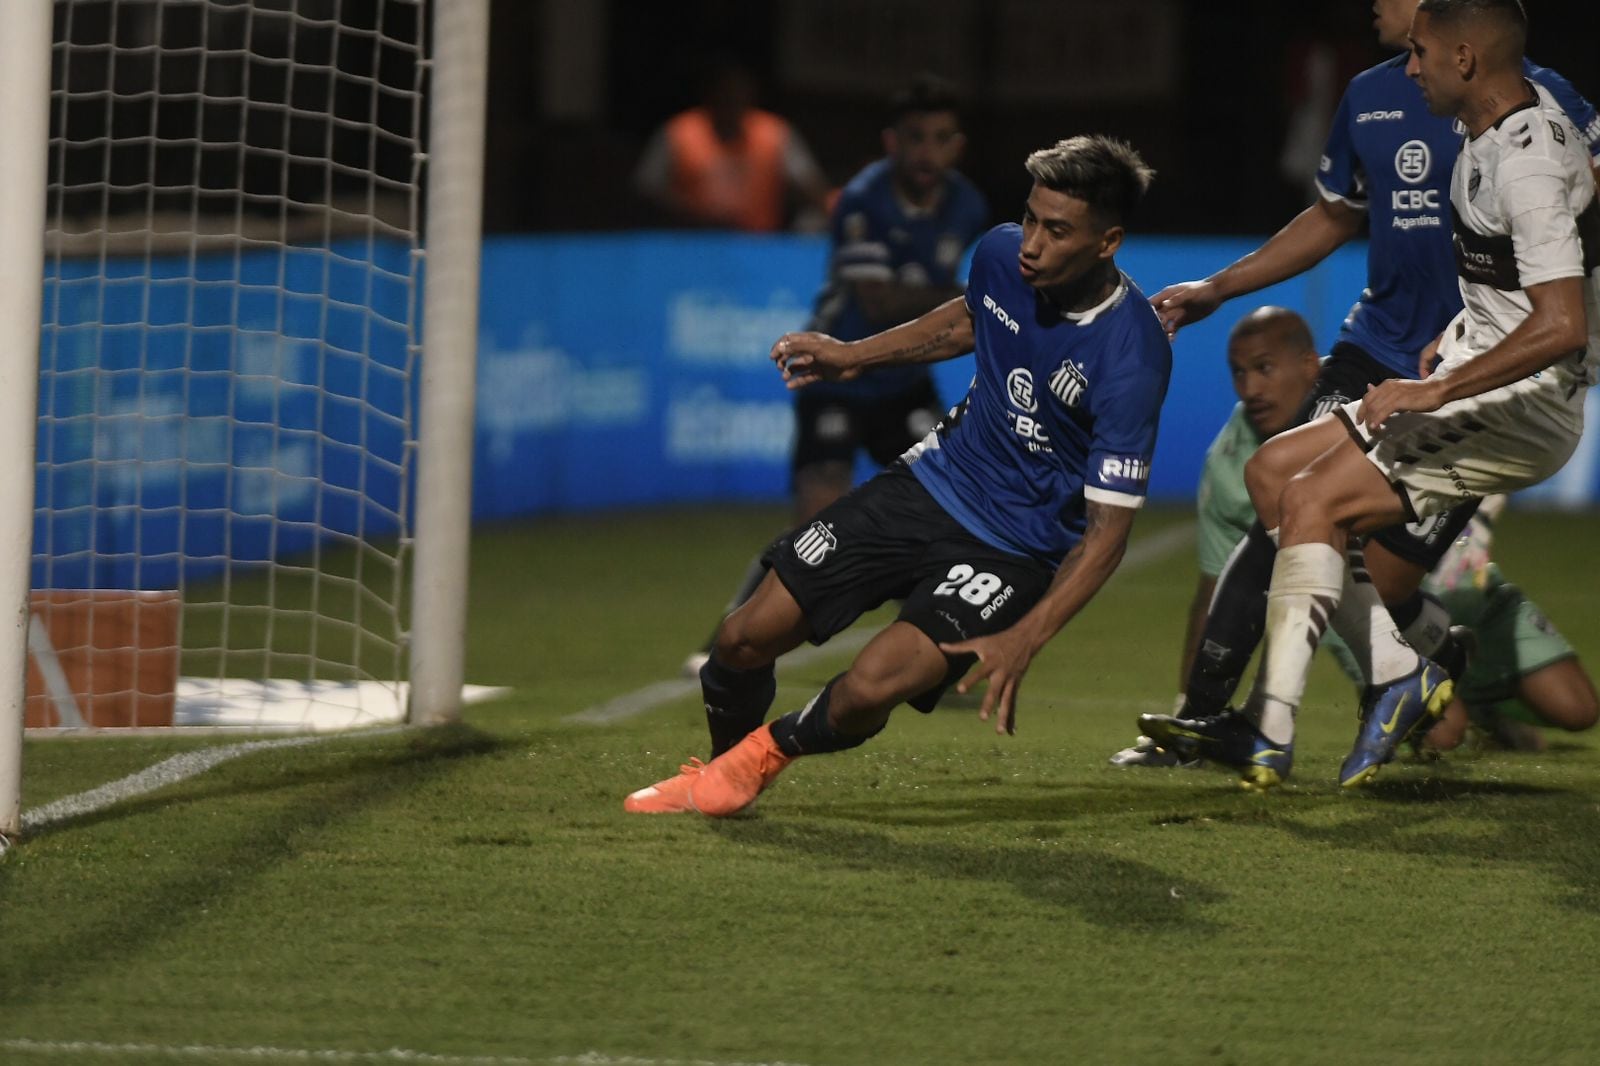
[1006,368,1038,412]
[1395,140,1431,183]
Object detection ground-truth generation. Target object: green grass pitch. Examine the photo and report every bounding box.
[4,505,1600,1065]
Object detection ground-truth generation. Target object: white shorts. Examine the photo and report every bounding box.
[1334,380,1582,520]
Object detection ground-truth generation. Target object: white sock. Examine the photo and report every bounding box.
[1328,545,1420,686]
[1247,542,1344,745]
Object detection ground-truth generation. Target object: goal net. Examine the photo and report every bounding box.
[33,0,426,732]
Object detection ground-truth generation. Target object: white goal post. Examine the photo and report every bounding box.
[0,2,54,843]
[0,0,486,841]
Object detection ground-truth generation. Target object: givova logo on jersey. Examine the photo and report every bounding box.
[1049,360,1087,407]
[793,521,837,566]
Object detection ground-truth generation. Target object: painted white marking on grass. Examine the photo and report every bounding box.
[18,727,404,837]
[0,1040,814,1066]
[568,520,1195,726]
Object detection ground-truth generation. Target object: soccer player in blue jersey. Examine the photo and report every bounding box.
[682,74,990,678]
[626,135,1168,816]
[1113,0,1600,778]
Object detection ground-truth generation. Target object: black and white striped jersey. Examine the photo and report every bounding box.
[1446,80,1600,392]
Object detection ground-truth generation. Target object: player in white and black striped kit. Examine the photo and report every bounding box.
[1142,0,1599,789]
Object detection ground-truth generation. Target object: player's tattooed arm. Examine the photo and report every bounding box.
[940,501,1137,735]
[771,297,974,389]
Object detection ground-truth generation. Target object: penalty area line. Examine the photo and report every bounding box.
[0,1039,816,1066]
[566,519,1194,726]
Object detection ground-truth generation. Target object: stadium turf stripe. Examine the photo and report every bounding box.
[17,727,404,838]
[565,520,1195,726]
[0,1039,815,1066]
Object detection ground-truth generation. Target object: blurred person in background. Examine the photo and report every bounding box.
[633,59,830,232]
[1111,0,1600,771]
[682,74,989,676]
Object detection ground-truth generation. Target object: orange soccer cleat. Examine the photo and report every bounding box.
[688,725,794,817]
[622,758,707,814]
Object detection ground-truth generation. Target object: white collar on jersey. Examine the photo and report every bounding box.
[1060,271,1129,325]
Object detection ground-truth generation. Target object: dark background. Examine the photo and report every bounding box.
[495,0,1600,235]
[48,0,1600,238]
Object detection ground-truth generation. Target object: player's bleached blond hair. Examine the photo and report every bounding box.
[1024,135,1155,229]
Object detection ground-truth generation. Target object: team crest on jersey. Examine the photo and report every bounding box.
[1468,168,1482,201]
[1006,368,1038,412]
[1395,140,1430,184]
[793,521,838,567]
[1549,120,1567,146]
[843,212,868,243]
[1048,359,1088,407]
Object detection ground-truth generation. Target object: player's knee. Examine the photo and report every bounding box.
[711,620,773,673]
[1242,450,1282,518]
[1545,684,1599,732]
[1275,472,1331,529]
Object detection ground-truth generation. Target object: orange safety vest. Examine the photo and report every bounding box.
[665,106,791,232]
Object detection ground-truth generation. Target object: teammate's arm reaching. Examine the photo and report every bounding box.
[771,295,973,388]
[940,500,1137,734]
[1149,197,1365,336]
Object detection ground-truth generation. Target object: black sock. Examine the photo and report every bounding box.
[701,654,776,758]
[1185,523,1277,716]
[769,675,884,757]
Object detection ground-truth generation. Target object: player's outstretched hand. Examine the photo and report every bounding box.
[1148,280,1221,339]
[939,628,1037,736]
[771,331,856,389]
[1358,378,1447,432]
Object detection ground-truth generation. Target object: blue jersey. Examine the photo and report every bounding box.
[907,225,1172,564]
[1317,56,1600,376]
[809,158,989,397]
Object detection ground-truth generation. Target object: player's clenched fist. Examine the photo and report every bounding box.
[771,331,858,388]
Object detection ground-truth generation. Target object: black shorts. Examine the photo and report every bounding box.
[1296,343,1479,569]
[792,376,944,476]
[764,463,1055,711]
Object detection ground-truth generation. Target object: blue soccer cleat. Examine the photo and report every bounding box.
[1340,659,1455,788]
[1139,709,1293,792]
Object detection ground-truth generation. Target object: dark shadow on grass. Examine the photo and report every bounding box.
[19,725,519,839]
[0,724,505,1008]
[812,775,1299,829]
[1353,775,1565,803]
[712,819,1227,934]
[1268,763,1600,917]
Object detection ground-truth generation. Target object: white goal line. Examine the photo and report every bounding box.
[0,1039,816,1066]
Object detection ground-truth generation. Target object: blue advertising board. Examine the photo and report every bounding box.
[33,231,1600,588]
